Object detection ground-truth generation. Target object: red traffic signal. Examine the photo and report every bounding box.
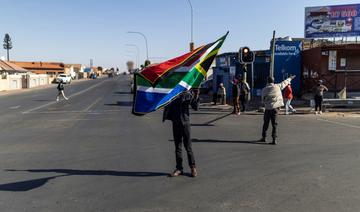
[239,47,255,64]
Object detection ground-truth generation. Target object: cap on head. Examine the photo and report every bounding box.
[267,76,274,84]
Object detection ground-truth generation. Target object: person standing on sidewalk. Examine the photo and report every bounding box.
[259,75,295,145]
[313,80,328,115]
[56,80,69,101]
[283,83,296,115]
[163,90,199,177]
[217,83,226,105]
[231,79,240,115]
[239,77,250,112]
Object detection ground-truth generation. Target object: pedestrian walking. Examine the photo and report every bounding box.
[259,75,295,145]
[313,80,328,115]
[239,77,250,112]
[163,90,199,177]
[231,79,240,115]
[217,83,226,105]
[56,80,69,101]
[283,83,296,115]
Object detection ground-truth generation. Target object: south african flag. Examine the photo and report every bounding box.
[132,32,228,115]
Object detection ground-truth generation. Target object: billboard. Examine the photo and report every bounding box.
[305,4,360,38]
[274,41,302,95]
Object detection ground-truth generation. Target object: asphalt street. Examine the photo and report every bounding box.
[0,76,360,212]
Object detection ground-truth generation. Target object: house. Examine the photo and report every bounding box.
[10,61,65,76]
[302,43,360,97]
[0,59,29,74]
[10,61,66,84]
[65,64,85,79]
[0,60,29,90]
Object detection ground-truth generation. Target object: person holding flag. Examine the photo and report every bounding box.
[163,90,199,177]
[132,32,228,176]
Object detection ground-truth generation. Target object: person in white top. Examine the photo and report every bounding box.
[258,75,295,145]
[217,83,226,105]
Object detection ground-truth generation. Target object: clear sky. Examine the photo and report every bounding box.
[1,0,359,70]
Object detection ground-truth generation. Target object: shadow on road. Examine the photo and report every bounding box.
[191,123,215,127]
[33,99,53,102]
[0,169,168,192]
[169,138,268,145]
[104,101,133,107]
[191,112,230,115]
[190,112,232,127]
[114,91,132,95]
[191,138,269,145]
[0,174,66,192]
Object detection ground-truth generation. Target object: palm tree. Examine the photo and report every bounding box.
[3,33,13,61]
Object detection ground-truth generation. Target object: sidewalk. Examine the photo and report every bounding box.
[199,94,360,115]
[0,77,99,97]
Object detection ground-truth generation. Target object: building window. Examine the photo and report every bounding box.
[328,50,337,71]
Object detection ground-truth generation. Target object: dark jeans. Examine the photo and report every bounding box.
[213,93,217,105]
[240,95,247,112]
[172,121,195,170]
[262,109,279,140]
[315,95,323,112]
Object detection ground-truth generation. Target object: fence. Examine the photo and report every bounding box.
[0,75,23,91]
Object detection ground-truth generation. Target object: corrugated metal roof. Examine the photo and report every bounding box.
[0,60,28,72]
[10,61,65,70]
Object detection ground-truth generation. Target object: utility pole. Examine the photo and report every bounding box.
[343,44,348,99]
[243,64,247,83]
[270,30,276,78]
[251,62,254,97]
[187,0,194,51]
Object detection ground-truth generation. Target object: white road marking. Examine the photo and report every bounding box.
[22,80,108,114]
[317,117,360,129]
[83,96,102,112]
[22,109,124,114]
[9,105,21,109]
[40,118,114,122]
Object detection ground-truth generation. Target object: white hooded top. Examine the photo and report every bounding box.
[261,78,292,110]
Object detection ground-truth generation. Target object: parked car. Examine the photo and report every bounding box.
[55,74,72,84]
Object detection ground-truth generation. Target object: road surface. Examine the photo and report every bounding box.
[0,76,360,212]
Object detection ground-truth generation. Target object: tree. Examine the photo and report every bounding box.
[144,60,151,67]
[3,33,13,61]
[126,61,134,72]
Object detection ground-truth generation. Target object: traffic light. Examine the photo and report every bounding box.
[239,47,255,64]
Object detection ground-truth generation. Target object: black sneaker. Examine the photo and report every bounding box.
[258,138,266,142]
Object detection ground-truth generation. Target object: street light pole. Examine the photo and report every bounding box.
[270,30,276,78]
[126,44,140,68]
[187,0,194,51]
[127,31,149,61]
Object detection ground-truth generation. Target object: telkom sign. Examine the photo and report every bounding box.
[274,41,302,94]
